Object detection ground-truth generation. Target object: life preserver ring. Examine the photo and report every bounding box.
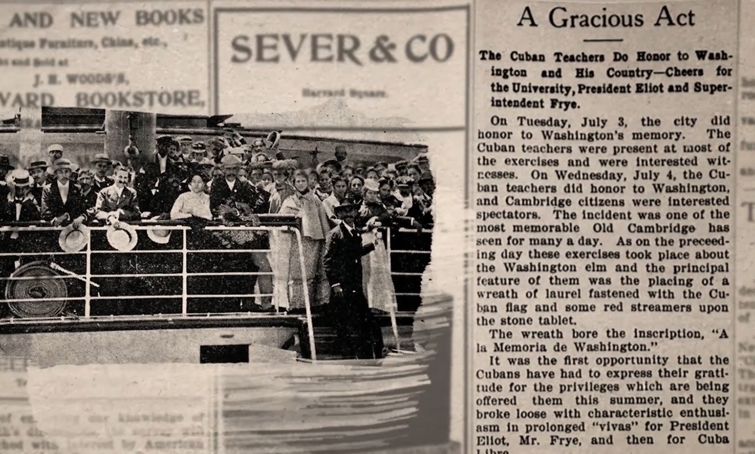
[5,261,68,318]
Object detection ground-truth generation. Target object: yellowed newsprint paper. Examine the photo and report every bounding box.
[0,0,752,453]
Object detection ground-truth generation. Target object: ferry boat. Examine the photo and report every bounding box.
[0,108,434,365]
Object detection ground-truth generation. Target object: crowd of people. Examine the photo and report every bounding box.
[0,134,434,357]
[0,135,434,230]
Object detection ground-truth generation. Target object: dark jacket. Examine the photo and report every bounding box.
[92,175,114,194]
[323,223,375,296]
[80,187,97,212]
[1,195,40,223]
[357,201,392,229]
[41,181,85,222]
[147,158,190,215]
[30,185,44,206]
[210,178,269,217]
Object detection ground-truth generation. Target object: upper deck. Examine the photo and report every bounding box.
[0,217,431,362]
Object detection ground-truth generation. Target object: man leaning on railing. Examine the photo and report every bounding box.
[41,159,86,228]
[92,167,141,227]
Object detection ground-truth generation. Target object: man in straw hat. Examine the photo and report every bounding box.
[177,135,193,159]
[2,169,40,223]
[94,167,141,224]
[41,159,86,227]
[91,153,114,194]
[190,142,207,163]
[323,203,384,359]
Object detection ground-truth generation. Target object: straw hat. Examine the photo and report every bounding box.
[363,178,380,193]
[146,226,171,244]
[58,224,89,252]
[106,222,138,251]
[10,169,32,187]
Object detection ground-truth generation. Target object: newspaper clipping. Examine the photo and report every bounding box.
[0,0,752,453]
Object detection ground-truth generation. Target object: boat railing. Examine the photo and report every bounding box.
[0,219,317,359]
[0,221,432,360]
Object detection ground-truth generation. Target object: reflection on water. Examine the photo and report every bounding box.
[0,295,452,453]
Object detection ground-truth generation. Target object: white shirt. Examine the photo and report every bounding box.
[225,178,236,191]
[158,155,168,174]
[57,181,69,204]
[170,191,212,220]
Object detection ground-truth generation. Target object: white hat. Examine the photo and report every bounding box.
[146,226,171,244]
[106,222,138,251]
[59,224,89,253]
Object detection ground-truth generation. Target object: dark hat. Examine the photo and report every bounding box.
[334,145,347,154]
[28,160,47,171]
[177,136,193,143]
[0,154,14,170]
[322,159,342,172]
[91,153,111,165]
[413,154,429,163]
[334,203,359,218]
[395,176,412,188]
[123,144,140,158]
[394,160,408,170]
[249,160,272,170]
[419,171,434,183]
[156,135,176,144]
[191,142,206,151]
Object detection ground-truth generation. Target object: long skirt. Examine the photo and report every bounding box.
[269,230,292,309]
[287,237,329,310]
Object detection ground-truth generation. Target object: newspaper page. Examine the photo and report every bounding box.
[0,0,465,453]
[473,0,746,453]
[0,0,751,453]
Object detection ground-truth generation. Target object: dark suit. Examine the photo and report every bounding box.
[80,188,97,212]
[41,181,85,223]
[0,183,9,204]
[30,185,44,206]
[323,223,383,359]
[94,184,141,222]
[92,176,114,194]
[1,195,40,223]
[210,178,269,217]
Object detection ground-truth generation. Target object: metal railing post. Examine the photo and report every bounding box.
[84,231,91,318]
[386,227,400,351]
[292,228,317,362]
[182,228,188,316]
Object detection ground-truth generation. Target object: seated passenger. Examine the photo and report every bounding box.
[170,172,212,220]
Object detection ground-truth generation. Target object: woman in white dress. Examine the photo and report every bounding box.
[279,170,331,311]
